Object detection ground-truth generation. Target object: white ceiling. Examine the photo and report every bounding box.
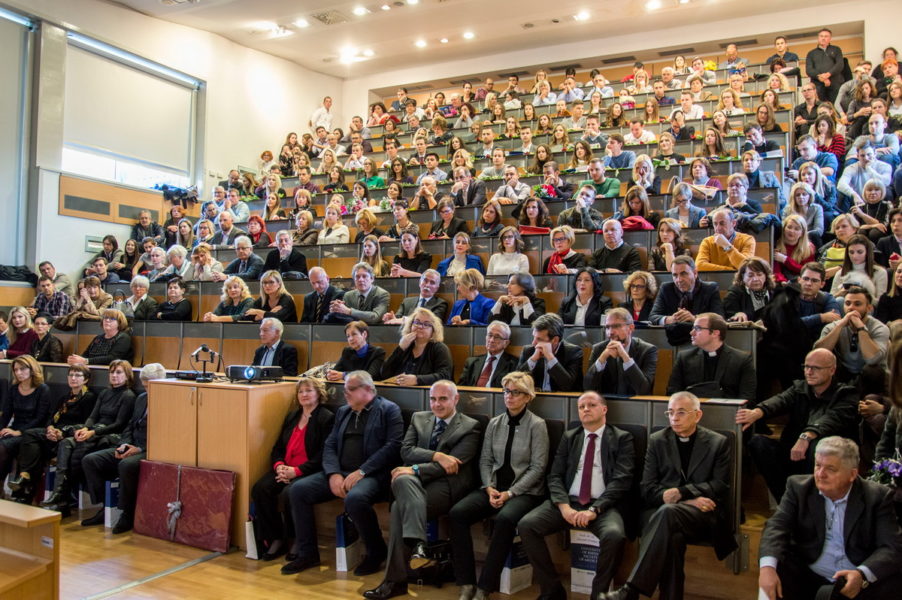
[111,0,854,83]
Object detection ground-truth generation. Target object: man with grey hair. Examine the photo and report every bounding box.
[217,235,264,282]
[300,267,344,323]
[383,269,448,325]
[660,66,682,90]
[130,209,164,245]
[364,380,481,599]
[81,362,168,534]
[125,275,159,320]
[591,219,642,274]
[759,437,902,600]
[584,307,658,396]
[516,313,583,392]
[599,391,735,600]
[326,262,390,324]
[252,318,298,376]
[695,207,756,271]
[458,321,519,388]
[285,370,403,576]
[264,229,308,278]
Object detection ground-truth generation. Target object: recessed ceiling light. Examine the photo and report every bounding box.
[462,31,475,40]
[645,0,662,9]
[440,38,449,44]
[294,18,309,28]
[381,4,391,10]
[679,0,689,3]
[363,49,375,57]
[415,39,427,48]
[253,21,278,32]
[407,0,419,4]
[574,11,590,21]
[352,6,369,16]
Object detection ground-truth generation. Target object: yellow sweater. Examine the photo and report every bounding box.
[696,232,756,271]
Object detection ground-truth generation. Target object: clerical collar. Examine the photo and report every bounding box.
[677,430,697,443]
[704,346,722,358]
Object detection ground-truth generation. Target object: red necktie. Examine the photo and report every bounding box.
[476,355,496,387]
[578,433,598,505]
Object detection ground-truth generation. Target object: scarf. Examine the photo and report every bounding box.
[546,250,570,274]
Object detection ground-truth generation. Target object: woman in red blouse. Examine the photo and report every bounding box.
[251,376,334,561]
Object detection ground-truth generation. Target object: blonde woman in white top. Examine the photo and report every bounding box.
[317,205,350,245]
[487,226,530,276]
[189,243,223,282]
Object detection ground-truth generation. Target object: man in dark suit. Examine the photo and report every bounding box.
[759,437,902,600]
[667,312,756,401]
[450,166,487,207]
[516,313,583,392]
[284,370,403,576]
[584,307,658,396]
[209,211,245,247]
[382,270,449,325]
[737,349,858,503]
[874,208,902,268]
[217,236,265,282]
[300,267,345,323]
[458,321,519,388]
[649,256,724,332]
[363,380,482,599]
[264,230,309,278]
[520,391,635,600]
[80,363,168,534]
[326,262,390,325]
[251,318,298,376]
[599,391,735,600]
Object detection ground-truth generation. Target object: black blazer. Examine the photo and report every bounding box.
[452,180,487,207]
[560,294,613,326]
[618,299,652,323]
[252,340,299,376]
[429,217,469,239]
[666,344,756,401]
[393,253,433,274]
[760,475,902,581]
[584,337,658,396]
[548,424,635,514]
[269,405,336,477]
[457,352,519,388]
[649,280,724,325]
[333,345,386,380]
[263,248,308,275]
[300,285,345,323]
[875,235,902,268]
[722,285,772,321]
[120,391,148,449]
[490,296,546,326]
[244,293,298,323]
[381,341,453,386]
[516,340,584,392]
[395,295,450,323]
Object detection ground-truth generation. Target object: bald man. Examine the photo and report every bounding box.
[736,348,858,502]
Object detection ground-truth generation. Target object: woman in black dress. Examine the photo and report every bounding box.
[560,267,613,326]
[153,277,193,321]
[489,273,547,326]
[392,232,432,277]
[429,198,469,240]
[724,257,777,322]
[381,307,453,386]
[30,314,64,362]
[0,356,51,489]
[244,271,298,323]
[67,309,133,366]
[326,321,387,381]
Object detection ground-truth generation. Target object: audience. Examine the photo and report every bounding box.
[251,318,299,376]
[584,307,658,396]
[381,307,453,386]
[516,313,583,392]
[326,321,386,381]
[457,321,519,388]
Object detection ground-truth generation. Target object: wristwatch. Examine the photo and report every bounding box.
[799,433,812,441]
[411,465,420,477]
[856,569,869,588]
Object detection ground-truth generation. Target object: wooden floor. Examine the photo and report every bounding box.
[57,504,763,600]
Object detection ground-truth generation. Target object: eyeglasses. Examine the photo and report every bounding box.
[411,320,433,329]
[690,325,712,332]
[502,388,526,397]
[665,409,697,418]
[802,364,830,371]
[552,237,567,243]
[486,333,509,341]
[629,283,647,289]
[262,280,277,286]
[604,323,626,329]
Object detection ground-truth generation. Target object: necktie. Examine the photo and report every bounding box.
[429,419,447,450]
[314,294,323,322]
[476,355,496,387]
[578,433,598,505]
[240,260,247,273]
[418,297,426,308]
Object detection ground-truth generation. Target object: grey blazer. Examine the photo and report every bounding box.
[480,409,548,497]
[401,411,482,499]
[341,285,391,324]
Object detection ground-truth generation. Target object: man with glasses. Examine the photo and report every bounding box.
[450,166,487,207]
[516,313,583,392]
[300,267,345,324]
[250,318,298,376]
[363,380,481,600]
[814,286,890,384]
[284,370,403,576]
[458,321,518,388]
[557,184,606,232]
[794,82,822,139]
[599,391,735,600]
[383,269,449,325]
[736,348,857,503]
[217,236,264,282]
[667,312,756,401]
[584,308,657,396]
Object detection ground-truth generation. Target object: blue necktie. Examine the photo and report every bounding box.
[429,419,447,450]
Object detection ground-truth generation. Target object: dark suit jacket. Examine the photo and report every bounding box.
[210,227,246,247]
[269,405,335,476]
[452,180,487,207]
[667,344,756,401]
[560,294,613,326]
[489,296,546,326]
[401,411,482,499]
[263,248,309,275]
[429,217,470,238]
[642,426,736,558]
[131,296,159,321]
[223,253,265,281]
[760,475,902,581]
[395,295,449,323]
[458,352,519,388]
[649,280,724,325]
[875,235,902,268]
[723,285,771,321]
[322,395,404,485]
[333,345,386,380]
[548,424,635,514]
[252,340,299,376]
[120,391,148,449]
[300,285,345,323]
[584,337,658,396]
[516,340,583,392]
[381,341,453,386]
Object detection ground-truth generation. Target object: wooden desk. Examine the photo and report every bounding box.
[0,500,60,600]
[146,379,296,550]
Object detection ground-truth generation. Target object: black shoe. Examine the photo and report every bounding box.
[538,584,568,600]
[261,541,288,561]
[41,500,71,518]
[281,555,321,575]
[408,541,435,570]
[112,513,133,534]
[285,552,298,562]
[354,553,386,576]
[363,580,408,600]
[81,509,105,527]
[597,585,638,600]
[7,474,27,492]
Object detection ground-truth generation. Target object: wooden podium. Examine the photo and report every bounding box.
[0,500,60,599]
[146,379,296,550]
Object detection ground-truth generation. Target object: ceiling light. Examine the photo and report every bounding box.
[381,4,391,10]
[407,0,419,4]
[270,27,294,38]
[574,11,590,21]
[415,39,427,48]
[462,31,475,40]
[294,18,309,28]
[253,21,278,32]
[363,49,375,57]
[440,38,449,44]
[645,0,662,9]
[679,0,689,3]
[352,6,369,16]
[339,46,358,64]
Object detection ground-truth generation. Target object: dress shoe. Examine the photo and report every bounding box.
[261,540,288,561]
[285,552,298,562]
[597,585,638,600]
[81,509,105,527]
[473,589,490,600]
[538,584,568,600]
[354,553,386,576]
[281,555,321,575]
[112,513,133,534]
[363,580,408,600]
[458,585,477,600]
[408,541,435,570]
[7,473,27,492]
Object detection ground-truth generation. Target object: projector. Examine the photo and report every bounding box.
[226,365,284,383]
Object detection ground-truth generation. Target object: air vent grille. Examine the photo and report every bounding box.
[548,63,582,72]
[601,56,636,65]
[310,10,349,26]
[659,47,694,57]
[720,38,757,48]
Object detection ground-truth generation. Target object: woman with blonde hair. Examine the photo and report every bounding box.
[716,89,746,116]
[317,148,338,175]
[542,226,586,274]
[447,268,495,326]
[292,211,320,246]
[380,307,452,386]
[203,276,254,322]
[1,307,36,359]
[783,181,825,242]
[818,213,860,276]
[665,181,706,227]
[318,204,350,245]
[628,154,661,195]
[773,214,816,284]
[244,270,298,323]
[620,271,658,322]
[189,243,224,281]
[359,235,391,277]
